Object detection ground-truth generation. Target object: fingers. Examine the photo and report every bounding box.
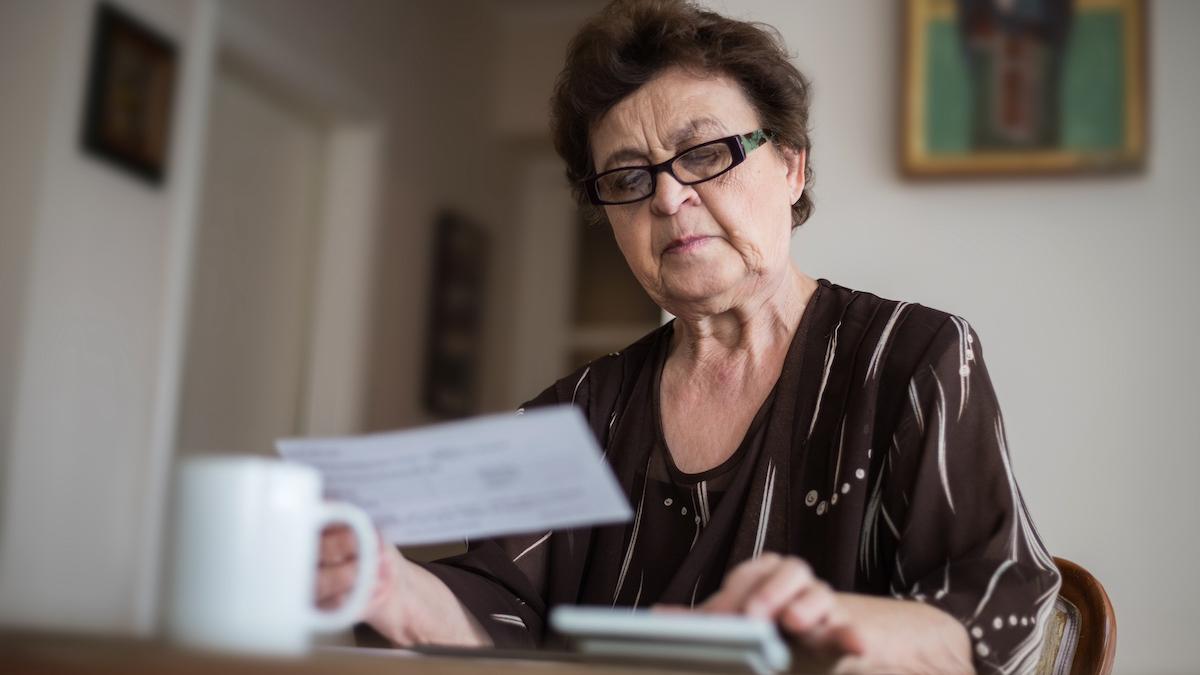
[315,526,399,618]
[316,591,348,611]
[781,588,867,658]
[777,578,834,631]
[316,525,360,609]
[319,524,358,566]
[315,559,361,605]
[700,552,787,613]
[701,555,865,660]
[744,557,815,619]
[701,554,821,622]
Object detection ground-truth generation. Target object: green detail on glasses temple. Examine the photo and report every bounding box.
[584,129,774,206]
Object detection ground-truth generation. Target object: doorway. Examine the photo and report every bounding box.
[175,57,326,457]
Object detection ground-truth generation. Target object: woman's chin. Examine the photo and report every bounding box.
[659,274,741,313]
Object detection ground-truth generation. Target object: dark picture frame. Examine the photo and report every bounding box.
[81,2,179,185]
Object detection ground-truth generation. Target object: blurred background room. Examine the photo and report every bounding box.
[0,0,1196,672]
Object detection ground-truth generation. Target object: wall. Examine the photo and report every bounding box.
[0,1,61,520]
[0,0,209,631]
[711,2,1198,672]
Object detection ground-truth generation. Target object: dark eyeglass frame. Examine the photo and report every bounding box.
[583,129,773,206]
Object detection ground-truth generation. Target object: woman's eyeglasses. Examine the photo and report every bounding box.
[584,129,773,206]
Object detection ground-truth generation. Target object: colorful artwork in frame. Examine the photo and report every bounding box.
[81,2,178,185]
[901,0,1146,176]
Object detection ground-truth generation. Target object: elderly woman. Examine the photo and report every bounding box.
[317,0,1060,672]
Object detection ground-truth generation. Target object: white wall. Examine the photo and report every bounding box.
[0,1,61,512]
[0,0,212,631]
[711,2,1198,672]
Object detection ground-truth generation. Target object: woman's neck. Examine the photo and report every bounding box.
[668,266,816,376]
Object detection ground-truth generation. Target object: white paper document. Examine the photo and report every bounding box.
[276,406,631,546]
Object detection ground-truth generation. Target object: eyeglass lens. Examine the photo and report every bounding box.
[595,141,735,204]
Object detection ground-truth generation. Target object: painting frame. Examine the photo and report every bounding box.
[80,2,179,186]
[901,0,1147,177]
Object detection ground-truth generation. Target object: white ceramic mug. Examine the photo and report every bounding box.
[165,456,378,655]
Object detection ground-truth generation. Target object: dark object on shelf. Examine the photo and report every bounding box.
[81,2,178,185]
[424,211,490,419]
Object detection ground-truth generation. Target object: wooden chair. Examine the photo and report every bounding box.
[1034,557,1117,675]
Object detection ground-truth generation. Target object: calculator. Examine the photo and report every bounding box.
[549,605,792,674]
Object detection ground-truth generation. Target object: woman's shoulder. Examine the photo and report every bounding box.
[814,279,979,372]
[817,278,968,339]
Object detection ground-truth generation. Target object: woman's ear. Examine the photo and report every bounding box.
[780,146,806,204]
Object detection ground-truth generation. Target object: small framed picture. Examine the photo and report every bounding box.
[901,0,1147,176]
[81,2,178,185]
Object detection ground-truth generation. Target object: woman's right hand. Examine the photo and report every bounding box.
[317,524,410,641]
[317,523,493,647]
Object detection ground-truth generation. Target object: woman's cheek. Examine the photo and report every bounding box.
[725,229,765,269]
[624,247,661,294]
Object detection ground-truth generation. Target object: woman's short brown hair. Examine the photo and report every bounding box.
[550,0,814,228]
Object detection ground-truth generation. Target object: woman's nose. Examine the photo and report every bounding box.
[649,170,698,216]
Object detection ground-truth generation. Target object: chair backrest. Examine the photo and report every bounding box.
[1034,557,1117,675]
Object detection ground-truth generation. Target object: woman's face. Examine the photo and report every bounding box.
[589,67,805,317]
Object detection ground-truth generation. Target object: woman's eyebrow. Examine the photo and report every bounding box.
[669,117,726,148]
[601,147,649,171]
[598,118,726,171]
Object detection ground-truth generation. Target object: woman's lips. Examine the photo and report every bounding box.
[664,235,713,255]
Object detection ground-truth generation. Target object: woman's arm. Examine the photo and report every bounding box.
[883,318,1061,672]
[369,546,494,647]
[828,593,972,674]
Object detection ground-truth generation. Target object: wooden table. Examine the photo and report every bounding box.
[0,631,709,675]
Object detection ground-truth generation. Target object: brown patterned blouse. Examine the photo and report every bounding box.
[414,279,1061,674]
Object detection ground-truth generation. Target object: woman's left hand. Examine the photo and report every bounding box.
[691,553,864,661]
[657,553,973,674]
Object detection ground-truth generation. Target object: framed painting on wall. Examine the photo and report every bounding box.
[81,2,178,185]
[901,0,1147,176]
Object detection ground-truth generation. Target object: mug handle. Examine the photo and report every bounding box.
[309,501,380,633]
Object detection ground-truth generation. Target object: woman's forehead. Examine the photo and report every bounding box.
[590,68,759,166]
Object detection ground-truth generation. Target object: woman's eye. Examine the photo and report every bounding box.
[614,171,649,193]
[679,147,726,174]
